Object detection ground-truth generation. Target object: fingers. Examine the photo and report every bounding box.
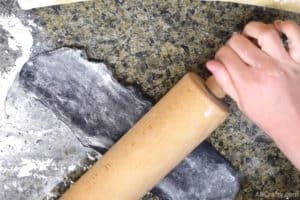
[274,20,300,63]
[227,34,270,68]
[207,60,239,103]
[243,21,290,61]
[215,45,250,83]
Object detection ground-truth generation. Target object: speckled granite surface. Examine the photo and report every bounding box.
[34,1,300,199]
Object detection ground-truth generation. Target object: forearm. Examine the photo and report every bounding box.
[267,122,300,170]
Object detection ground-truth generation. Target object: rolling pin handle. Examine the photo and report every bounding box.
[205,76,226,99]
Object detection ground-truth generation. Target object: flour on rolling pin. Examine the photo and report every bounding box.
[18,0,90,10]
[206,0,300,13]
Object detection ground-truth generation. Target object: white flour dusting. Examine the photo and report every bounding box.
[18,159,52,178]
[0,15,101,200]
[8,37,19,51]
[0,15,33,119]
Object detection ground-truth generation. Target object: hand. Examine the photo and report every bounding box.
[207,20,300,170]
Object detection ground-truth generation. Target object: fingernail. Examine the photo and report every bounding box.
[206,62,216,72]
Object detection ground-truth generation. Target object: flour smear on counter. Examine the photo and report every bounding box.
[0,15,33,119]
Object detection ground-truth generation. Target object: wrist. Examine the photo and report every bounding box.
[267,123,300,170]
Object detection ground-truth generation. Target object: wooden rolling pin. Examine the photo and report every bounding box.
[60,72,228,200]
[211,0,300,14]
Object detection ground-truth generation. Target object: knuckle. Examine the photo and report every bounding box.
[244,21,268,34]
[264,67,287,82]
[244,21,258,31]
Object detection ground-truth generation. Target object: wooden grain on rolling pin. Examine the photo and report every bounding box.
[207,0,300,13]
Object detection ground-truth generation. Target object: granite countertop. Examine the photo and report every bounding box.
[35,1,300,199]
[2,1,300,199]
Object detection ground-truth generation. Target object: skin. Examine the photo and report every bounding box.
[207,20,300,170]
